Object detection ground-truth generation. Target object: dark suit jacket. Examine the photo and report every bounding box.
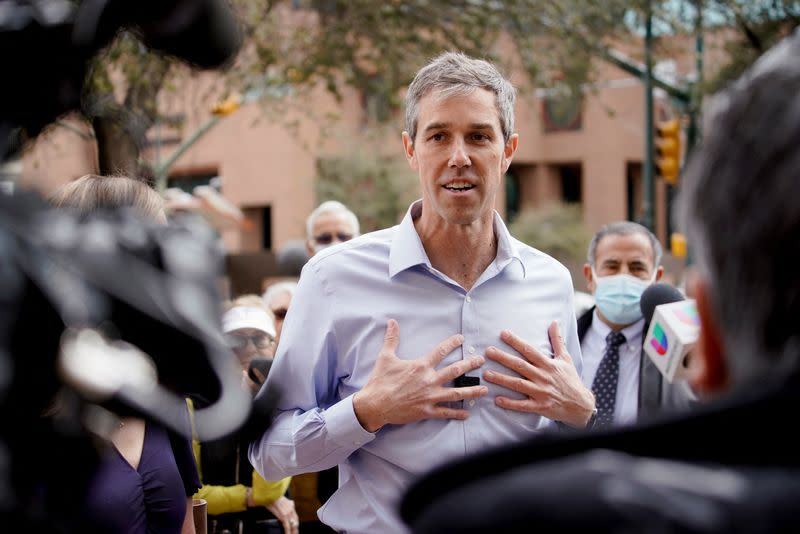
[578,306,695,422]
[401,369,800,533]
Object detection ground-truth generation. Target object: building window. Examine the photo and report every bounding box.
[362,74,391,123]
[242,206,272,251]
[559,164,582,203]
[505,171,520,222]
[626,162,643,222]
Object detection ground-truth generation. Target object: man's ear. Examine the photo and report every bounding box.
[655,265,664,282]
[402,131,417,171]
[305,239,315,258]
[687,273,729,395]
[502,133,519,173]
[583,263,595,293]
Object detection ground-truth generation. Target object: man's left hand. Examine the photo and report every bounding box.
[483,321,595,428]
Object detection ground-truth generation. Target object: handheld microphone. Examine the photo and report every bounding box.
[641,284,699,383]
[640,283,685,324]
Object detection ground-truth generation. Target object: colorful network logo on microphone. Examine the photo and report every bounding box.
[650,323,668,355]
[673,305,700,327]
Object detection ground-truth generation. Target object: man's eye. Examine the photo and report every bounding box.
[430,133,446,141]
[471,133,489,141]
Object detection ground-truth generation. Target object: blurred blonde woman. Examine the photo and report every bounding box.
[50,174,200,534]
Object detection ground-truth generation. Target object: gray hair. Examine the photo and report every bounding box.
[404,51,516,144]
[677,30,800,388]
[50,174,165,223]
[305,200,360,240]
[262,281,297,307]
[587,221,662,268]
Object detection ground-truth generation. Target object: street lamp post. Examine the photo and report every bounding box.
[642,0,655,233]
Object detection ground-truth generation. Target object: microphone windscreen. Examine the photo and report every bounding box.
[640,283,684,323]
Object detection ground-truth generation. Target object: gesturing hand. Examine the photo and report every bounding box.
[353,319,488,432]
[483,321,595,428]
[266,496,299,534]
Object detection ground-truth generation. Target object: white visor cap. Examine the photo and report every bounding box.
[221,306,276,338]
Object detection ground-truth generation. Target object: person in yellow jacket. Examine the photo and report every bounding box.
[189,397,296,534]
[189,299,299,533]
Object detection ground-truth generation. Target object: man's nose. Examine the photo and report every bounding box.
[448,139,471,168]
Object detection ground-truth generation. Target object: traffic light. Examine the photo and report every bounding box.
[670,232,687,258]
[655,118,681,185]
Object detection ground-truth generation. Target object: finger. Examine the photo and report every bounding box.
[430,385,488,403]
[494,396,541,413]
[253,367,266,384]
[381,319,400,355]
[549,320,573,363]
[436,355,485,383]
[427,406,470,420]
[500,330,549,367]
[483,368,543,396]
[484,347,546,382]
[426,333,465,367]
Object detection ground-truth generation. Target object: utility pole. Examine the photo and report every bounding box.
[642,0,655,232]
[687,0,704,151]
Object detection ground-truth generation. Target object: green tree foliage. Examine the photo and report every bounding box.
[701,0,800,93]
[78,0,798,175]
[508,203,590,267]
[314,129,419,233]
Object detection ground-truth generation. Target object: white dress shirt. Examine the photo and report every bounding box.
[580,309,644,426]
[249,200,582,534]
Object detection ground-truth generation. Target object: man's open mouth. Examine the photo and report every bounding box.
[442,181,475,192]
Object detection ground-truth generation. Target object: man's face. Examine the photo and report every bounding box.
[402,88,518,227]
[307,211,355,256]
[267,290,293,341]
[584,233,662,293]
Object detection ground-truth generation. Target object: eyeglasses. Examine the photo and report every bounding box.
[225,333,274,351]
[271,308,288,320]
[313,232,353,245]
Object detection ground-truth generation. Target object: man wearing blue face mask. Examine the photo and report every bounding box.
[578,222,694,428]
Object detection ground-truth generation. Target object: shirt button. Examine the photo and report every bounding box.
[468,346,476,354]
[468,400,476,407]
[465,296,472,303]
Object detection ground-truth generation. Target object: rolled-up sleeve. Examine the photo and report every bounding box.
[249,262,376,480]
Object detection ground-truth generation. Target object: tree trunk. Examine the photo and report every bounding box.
[92,115,140,177]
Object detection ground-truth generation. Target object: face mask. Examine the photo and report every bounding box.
[593,271,654,326]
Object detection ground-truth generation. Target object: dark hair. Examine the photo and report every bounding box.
[678,31,800,385]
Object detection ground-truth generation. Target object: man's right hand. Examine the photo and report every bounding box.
[352,319,488,432]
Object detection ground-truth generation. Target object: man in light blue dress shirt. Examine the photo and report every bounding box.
[250,51,596,533]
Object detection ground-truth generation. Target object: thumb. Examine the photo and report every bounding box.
[549,320,572,362]
[381,319,400,356]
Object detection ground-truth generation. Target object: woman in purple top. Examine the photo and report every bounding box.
[51,175,201,532]
[85,419,201,533]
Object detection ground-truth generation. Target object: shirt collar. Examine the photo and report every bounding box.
[590,308,645,346]
[389,200,526,278]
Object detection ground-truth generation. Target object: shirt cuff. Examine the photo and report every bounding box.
[323,394,377,448]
